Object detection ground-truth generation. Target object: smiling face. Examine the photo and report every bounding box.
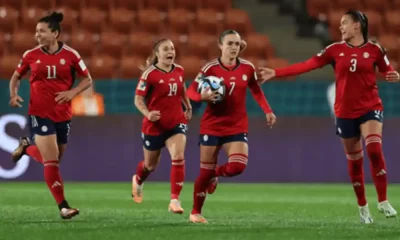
[35,22,58,46]
[155,40,175,66]
[219,33,241,59]
[339,14,361,41]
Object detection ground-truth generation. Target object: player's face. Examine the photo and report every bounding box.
[156,40,175,66]
[220,34,241,59]
[35,22,57,46]
[340,15,359,41]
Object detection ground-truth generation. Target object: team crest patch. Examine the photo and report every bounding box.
[242,74,247,81]
[363,52,369,58]
[60,58,66,65]
[317,49,325,56]
[137,80,146,91]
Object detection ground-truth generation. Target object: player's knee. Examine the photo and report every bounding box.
[170,152,185,161]
[226,153,248,176]
[365,135,383,161]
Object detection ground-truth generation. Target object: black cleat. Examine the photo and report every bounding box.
[11,137,30,163]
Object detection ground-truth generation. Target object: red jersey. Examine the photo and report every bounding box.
[187,58,272,136]
[16,43,89,122]
[274,41,393,118]
[135,64,187,135]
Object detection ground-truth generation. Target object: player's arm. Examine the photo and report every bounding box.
[186,72,203,102]
[181,83,192,111]
[275,48,332,77]
[71,57,92,95]
[248,68,273,114]
[9,52,31,107]
[374,43,400,82]
[134,78,150,117]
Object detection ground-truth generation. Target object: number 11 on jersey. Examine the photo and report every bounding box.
[46,65,57,79]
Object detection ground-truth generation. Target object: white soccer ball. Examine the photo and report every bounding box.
[197,76,226,102]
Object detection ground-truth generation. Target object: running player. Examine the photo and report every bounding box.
[132,38,192,214]
[258,10,398,224]
[186,30,276,223]
[9,12,92,219]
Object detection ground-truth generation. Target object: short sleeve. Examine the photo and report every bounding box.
[135,70,153,96]
[375,44,393,73]
[70,51,89,78]
[15,51,31,76]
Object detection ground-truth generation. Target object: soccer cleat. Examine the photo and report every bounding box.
[131,174,143,203]
[189,214,208,224]
[378,201,397,218]
[60,208,79,220]
[168,199,184,214]
[11,137,30,163]
[207,177,218,194]
[359,204,374,224]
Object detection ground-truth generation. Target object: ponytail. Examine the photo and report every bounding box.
[138,38,168,73]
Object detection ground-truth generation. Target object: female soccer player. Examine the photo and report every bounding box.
[9,12,92,219]
[258,10,399,224]
[186,29,276,223]
[132,38,192,214]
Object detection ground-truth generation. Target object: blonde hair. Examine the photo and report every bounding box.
[139,38,170,72]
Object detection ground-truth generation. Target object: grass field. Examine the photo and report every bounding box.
[0,183,399,240]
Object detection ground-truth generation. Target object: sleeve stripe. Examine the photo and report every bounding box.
[63,45,81,59]
[201,59,219,72]
[22,46,41,57]
[240,58,256,69]
[141,66,156,80]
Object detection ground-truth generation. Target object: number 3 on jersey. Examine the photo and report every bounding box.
[349,59,357,72]
[46,65,57,79]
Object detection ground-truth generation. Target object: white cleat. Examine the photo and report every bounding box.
[131,174,144,203]
[168,199,184,214]
[378,201,397,218]
[359,204,374,224]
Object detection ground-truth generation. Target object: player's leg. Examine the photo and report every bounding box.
[207,134,249,194]
[165,132,186,214]
[11,116,44,164]
[337,117,372,224]
[190,135,220,223]
[360,111,397,218]
[132,134,162,203]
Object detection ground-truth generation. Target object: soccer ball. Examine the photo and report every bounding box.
[197,76,226,102]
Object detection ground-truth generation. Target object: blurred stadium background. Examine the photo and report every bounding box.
[1,1,400,239]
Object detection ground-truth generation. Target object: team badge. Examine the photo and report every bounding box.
[363,52,369,58]
[137,80,146,91]
[242,74,247,81]
[317,49,325,56]
[60,58,66,65]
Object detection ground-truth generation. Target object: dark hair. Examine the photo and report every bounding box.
[345,10,369,41]
[218,29,246,53]
[38,12,64,38]
[139,38,170,72]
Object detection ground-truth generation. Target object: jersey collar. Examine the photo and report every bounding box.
[153,63,175,73]
[40,41,64,55]
[218,58,240,71]
[345,40,368,48]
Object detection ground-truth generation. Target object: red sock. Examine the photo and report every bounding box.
[135,161,152,185]
[26,145,43,163]
[170,159,185,200]
[44,160,65,205]
[192,162,215,215]
[215,153,247,177]
[346,150,367,206]
[365,134,387,202]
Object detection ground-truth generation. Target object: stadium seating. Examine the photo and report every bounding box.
[0,0,288,80]
[307,0,400,71]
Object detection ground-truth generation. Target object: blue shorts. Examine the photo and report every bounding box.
[29,115,71,144]
[142,123,188,151]
[199,133,248,146]
[336,110,383,139]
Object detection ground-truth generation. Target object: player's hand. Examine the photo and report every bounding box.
[55,90,77,104]
[185,109,192,120]
[147,110,161,122]
[201,91,220,102]
[258,67,276,84]
[9,95,23,108]
[386,71,400,82]
[266,112,276,128]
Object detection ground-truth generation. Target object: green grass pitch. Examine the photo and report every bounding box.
[0,183,399,240]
